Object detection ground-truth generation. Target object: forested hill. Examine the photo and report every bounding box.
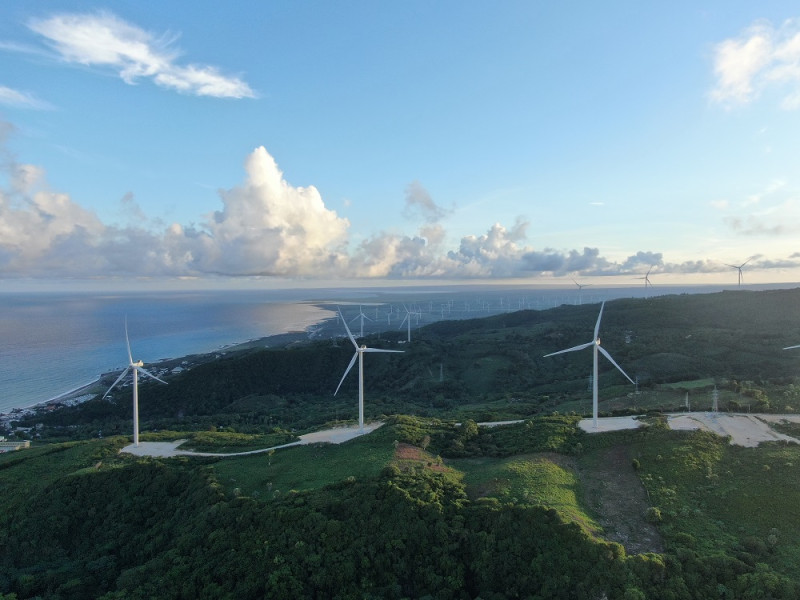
[4,288,800,598]
[21,287,800,437]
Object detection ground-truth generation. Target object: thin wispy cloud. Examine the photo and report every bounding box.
[710,18,800,109]
[27,12,256,99]
[402,181,450,223]
[0,85,52,110]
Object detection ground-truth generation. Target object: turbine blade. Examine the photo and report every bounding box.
[334,352,358,395]
[543,340,594,357]
[593,301,606,340]
[136,366,168,385]
[339,308,358,348]
[103,367,131,398]
[363,348,404,354]
[399,314,409,329]
[784,344,800,350]
[124,318,133,364]
[598,346,635,385]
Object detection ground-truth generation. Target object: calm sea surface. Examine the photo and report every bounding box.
[1,283,784,414]
[0,289,336,414]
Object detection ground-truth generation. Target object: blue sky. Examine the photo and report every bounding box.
[2,1,800,288]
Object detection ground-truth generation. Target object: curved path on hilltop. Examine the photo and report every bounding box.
[120,422,384,458]
[121,413,800,459]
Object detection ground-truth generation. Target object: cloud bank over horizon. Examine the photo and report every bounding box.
[1,143,792,282]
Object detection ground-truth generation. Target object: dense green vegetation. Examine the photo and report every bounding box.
[2,416,800,598]
[4,289,800,598]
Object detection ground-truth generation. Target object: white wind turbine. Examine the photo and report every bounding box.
[335,309,403,431]
[544,302,635,429]
[103,319,168,447]
[350,305,373,338]
[725,258,752,287]
[399,304,421,342]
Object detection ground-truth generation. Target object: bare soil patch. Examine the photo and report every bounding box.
[393,442,448,472]
[578,445,664,555]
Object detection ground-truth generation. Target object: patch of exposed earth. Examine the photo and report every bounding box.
[578,445,664,555]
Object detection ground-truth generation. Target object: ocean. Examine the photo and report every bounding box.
[0,289,336,414]
[0,282,786,415]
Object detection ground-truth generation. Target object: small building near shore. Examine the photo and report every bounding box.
[0,437,30,452]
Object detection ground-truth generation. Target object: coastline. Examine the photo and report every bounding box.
[2,306,342,419]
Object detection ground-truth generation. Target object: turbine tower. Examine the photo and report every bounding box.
[349,305,373,338]
[725,258,752,287]
[543,301,635,429]
[335,309,403,431]
[103,319,168,447]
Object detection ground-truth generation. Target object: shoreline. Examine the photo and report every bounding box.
[3,307,343,418]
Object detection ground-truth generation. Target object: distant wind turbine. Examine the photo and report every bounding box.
[103,319,168,447]
[399,304,421,342]
[335,309,403,431]
[543,301,635,429]
[636,266,654,288]
[725,258,752,287]
[349,305,373,337]
[572,279,590,305]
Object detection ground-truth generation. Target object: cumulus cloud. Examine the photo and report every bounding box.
[0,85,52,109]
[198,147,351,275]
[27,12,255,98]
[710,18,800,108]
[5,141,788,281]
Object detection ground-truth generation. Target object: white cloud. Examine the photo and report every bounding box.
[0,85,52,109]
[198,146,351,275]
[28,12,255,99]
[711,18,800,109]
[6,142,791,281]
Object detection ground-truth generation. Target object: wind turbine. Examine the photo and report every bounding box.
[349,305,373,337]
[543,302,635,429]
[572,279,590,305]
[636,266,654,288]
[399,304,421,342]
[103,319,167,447]
[335,309,403,431]
[725,258,752,287]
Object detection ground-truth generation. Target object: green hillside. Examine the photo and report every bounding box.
[2,416,800,598]
[4,288,800,598]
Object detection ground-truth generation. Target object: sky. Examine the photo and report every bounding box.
[1,1,800,290]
